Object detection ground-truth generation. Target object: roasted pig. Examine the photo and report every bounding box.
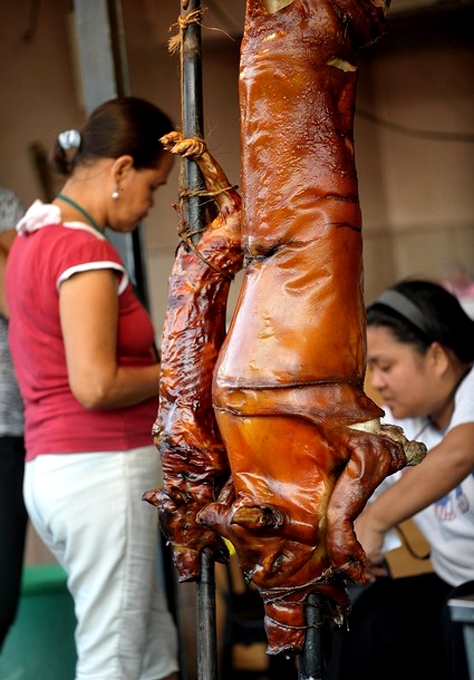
[144,133,243,580]
[195,0,427,655]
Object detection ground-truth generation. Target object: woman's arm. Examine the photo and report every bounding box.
[0,229,17,318]
[60,268,160,409]
[355,422,474,564]
[0,245,9,318]
[0,229,17,252]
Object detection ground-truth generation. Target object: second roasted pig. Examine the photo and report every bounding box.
[144,134,243,580]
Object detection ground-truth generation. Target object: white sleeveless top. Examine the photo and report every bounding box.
[382,366,474,587]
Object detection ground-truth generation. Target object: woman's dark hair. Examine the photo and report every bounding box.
[50,96,174,176]
[366,279,474,364]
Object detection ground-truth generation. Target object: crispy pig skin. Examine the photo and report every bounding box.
[143,134,243,581]
[197,0,426,655]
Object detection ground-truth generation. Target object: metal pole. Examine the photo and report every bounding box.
[181,0,206,245]
[298,592,325,680]
[179,2,217,679]
[196,549,218,680]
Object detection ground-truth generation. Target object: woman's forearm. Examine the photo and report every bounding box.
[363,423,474,533]
[71,362,161,410]
[355,424,474,562]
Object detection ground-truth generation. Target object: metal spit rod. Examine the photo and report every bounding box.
[179,1,218,679]
[179,3,326,678]
[298,591,325,680]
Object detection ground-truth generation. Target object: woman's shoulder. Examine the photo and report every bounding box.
[12,207,124,285]
[17,201,110,247]
[451,365,474,428]
[459,365,474,392]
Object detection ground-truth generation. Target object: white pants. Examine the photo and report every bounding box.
[24,447,179,680]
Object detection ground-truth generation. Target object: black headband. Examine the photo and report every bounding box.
[374,289,431,337]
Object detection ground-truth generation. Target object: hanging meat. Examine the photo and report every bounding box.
[194,0,427,655]
[144,133,243,580]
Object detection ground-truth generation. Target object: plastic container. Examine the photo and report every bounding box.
[0,563,77,679]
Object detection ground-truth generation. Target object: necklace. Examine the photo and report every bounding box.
[56,193,103,235]
[56,191,145,303]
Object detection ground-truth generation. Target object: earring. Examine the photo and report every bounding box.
[112,186,119,199]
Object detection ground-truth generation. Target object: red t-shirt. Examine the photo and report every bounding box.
[6,216,159,461]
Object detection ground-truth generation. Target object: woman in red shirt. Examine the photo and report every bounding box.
[6,97,179,680]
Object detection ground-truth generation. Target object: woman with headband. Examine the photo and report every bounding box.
[326,279,474,680]
[5,97,179,680]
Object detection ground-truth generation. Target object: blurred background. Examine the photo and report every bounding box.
[1,0,474,329]
[0,1,473,677]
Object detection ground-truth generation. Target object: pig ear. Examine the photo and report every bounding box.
[231,504,285,531]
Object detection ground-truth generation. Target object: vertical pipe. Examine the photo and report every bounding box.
[179,2,218,679]
[298,592,325,680]
[181,0,206,246]
[196,549,218,680]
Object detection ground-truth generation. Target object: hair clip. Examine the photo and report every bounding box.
[58,129,81,150]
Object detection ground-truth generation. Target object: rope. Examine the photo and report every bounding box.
[168,8,205,54]
[177,219,235,281]
[168,6,234,54]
